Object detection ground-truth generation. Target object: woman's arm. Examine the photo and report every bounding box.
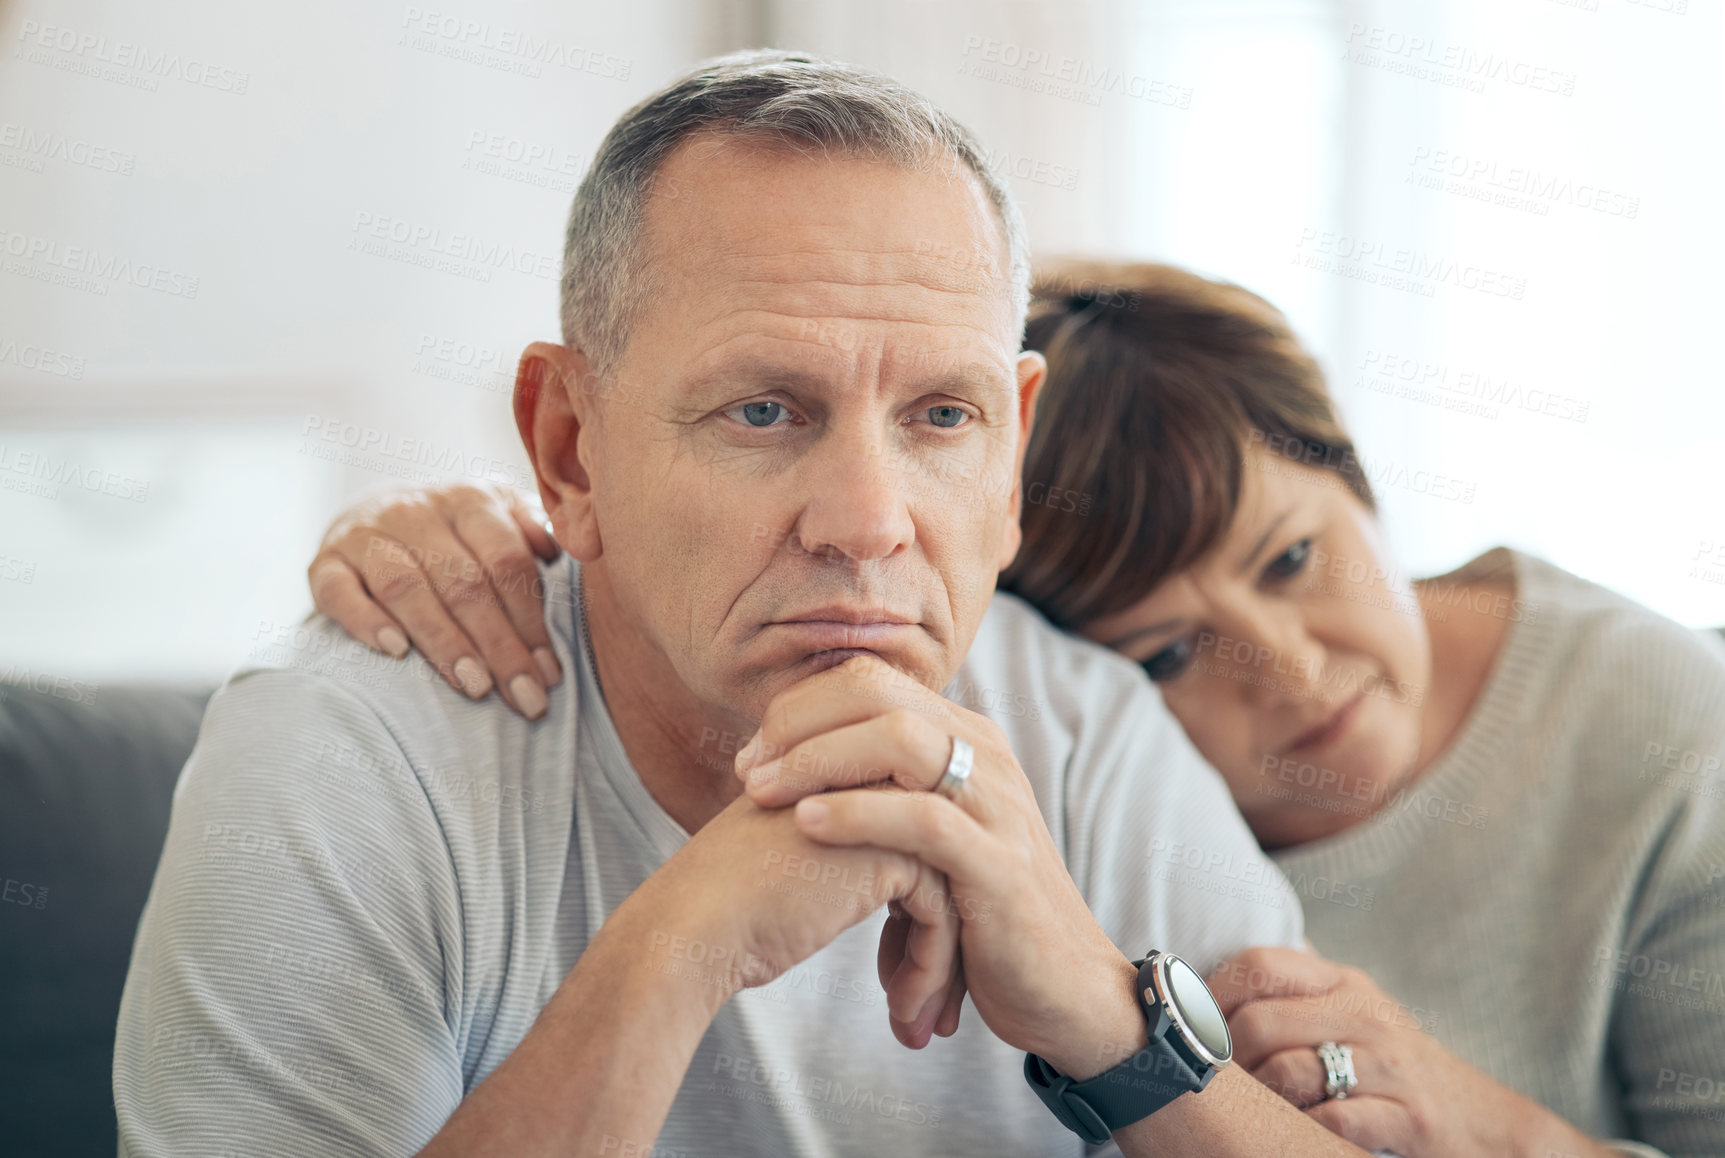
[307,483,561,717]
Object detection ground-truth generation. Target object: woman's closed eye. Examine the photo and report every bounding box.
[1142,635,1197,683]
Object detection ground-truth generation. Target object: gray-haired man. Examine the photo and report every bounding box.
[115,50,1361,1156]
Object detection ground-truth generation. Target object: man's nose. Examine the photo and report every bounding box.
[789,428,917,563]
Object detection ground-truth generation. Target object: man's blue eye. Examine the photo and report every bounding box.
[1142,637,1195,683]
[927,405,967,429]
[739,401,787,427]
[1266,538,1311,580]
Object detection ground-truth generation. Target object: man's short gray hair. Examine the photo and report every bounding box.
[560,48,1032,375]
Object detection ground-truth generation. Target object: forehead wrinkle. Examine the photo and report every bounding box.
[679,235,1007,296]
[680,322,1017,403]
[720,276,1003,317]
[688,304,1009,349]
[657,297,1017,381]
[679,279,1018,368]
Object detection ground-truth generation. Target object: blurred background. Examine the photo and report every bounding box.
[2,0,1721,687]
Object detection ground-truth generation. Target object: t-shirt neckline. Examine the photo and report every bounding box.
[572,561,693,860]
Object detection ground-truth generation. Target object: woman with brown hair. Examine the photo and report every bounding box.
[304,261,1725,1158]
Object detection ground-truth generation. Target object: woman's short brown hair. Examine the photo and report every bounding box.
[999,259,1373,631]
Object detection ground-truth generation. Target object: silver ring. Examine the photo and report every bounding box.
[935,736,974,799]
[1317,1041,1357,1100]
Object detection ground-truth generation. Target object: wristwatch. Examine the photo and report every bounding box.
[1024,951,1233,1143]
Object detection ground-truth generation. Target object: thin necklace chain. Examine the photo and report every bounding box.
[576,565,607,710]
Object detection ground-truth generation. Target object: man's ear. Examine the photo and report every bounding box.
[514,341,601,562]
[996,349,1046,572]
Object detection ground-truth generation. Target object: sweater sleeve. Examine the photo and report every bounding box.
[1603,722,1725,1156]
[114,669,468,1157]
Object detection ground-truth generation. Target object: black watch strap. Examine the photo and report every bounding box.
[1021,955,1216,1144]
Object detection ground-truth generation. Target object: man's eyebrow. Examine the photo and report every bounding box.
[674,362,831,407]
[678,358,1013,404]
[912,362,1015,402]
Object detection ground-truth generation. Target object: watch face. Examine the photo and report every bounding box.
[1163,956,1232,1064]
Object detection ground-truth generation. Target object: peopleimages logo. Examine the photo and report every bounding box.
[348,211,559,282]
[0,664,100,707]
[0,444,148,503]
[1341,24,1577,97]
[982,147,1079,192]
[299,416,535,491]
[1358,349,1590,424]
[0,122,136,176]
[958,35,1192,109]
[1293,228,1527,301]
[0,227,200,299]
[1,876,49,910]
[1251,430,1479,508]
[398,7,632,80]
[1405,147,1639,219]
[0,337,86,379]
[709,1054,943,1128]
[13,20,250,94]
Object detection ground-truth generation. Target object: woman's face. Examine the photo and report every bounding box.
[1077,446,1433,848]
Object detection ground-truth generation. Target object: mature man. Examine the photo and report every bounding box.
[115,51,1363,1156]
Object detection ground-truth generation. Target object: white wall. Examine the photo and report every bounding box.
[0,0,755,681]
[1328,0,1725,626]
[771,0,1725,626]
[2,0,1720,685]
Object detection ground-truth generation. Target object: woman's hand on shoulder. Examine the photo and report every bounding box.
[307,483,563,718]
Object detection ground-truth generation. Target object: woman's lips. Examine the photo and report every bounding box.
[1282,692,1366,756]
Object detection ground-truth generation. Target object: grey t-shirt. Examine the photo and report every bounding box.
[115,557,1302,1157]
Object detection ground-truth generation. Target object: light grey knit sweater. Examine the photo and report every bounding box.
[1273,548,1725,1158]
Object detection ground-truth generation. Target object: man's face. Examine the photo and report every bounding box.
[575,135,1041,721]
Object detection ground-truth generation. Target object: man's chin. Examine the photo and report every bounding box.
[773,645,939,693]
[793,647,886,678]
[731,642,948,718]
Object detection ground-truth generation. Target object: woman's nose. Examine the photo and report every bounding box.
[1209,608,1327,707]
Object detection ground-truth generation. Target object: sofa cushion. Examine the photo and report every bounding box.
[0,678,212,1158]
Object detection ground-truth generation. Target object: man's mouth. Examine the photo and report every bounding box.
[768,620,917,650]
[776,604,918,626]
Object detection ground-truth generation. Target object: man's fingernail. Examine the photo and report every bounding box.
[737,730,763,770]
[796,797,828,825]
[377,625,410,658]
[510,674,548,720]
[533,647,562,687]
[453,657,492,699]
[917,991,945,1033]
